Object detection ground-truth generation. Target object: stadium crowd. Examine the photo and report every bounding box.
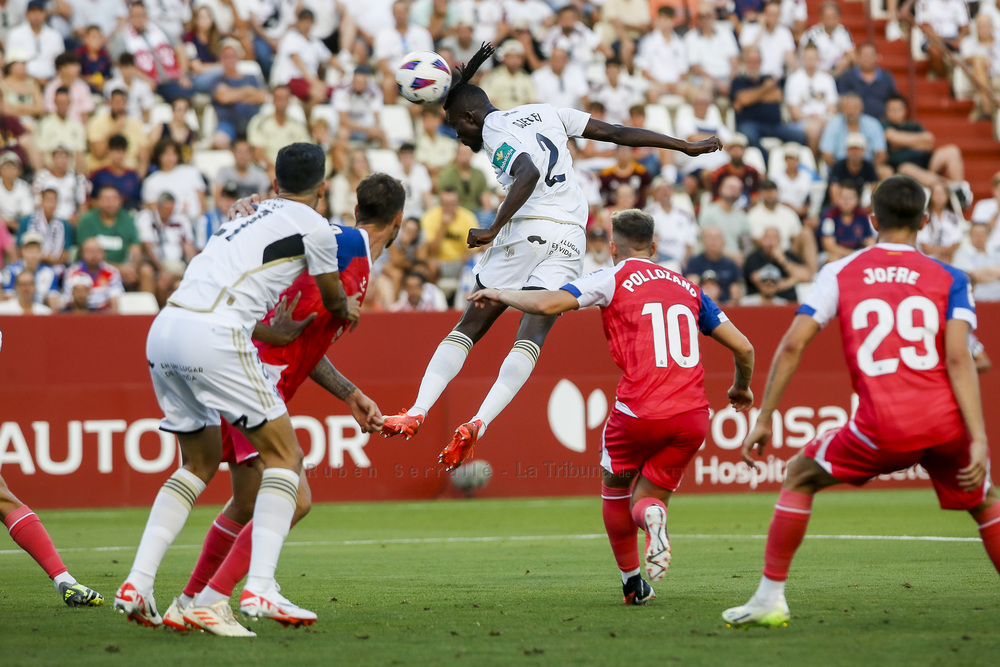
[0,0,999,316]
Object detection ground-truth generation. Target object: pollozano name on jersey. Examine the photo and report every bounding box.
[621,266,697,297]
[861,266,919,286]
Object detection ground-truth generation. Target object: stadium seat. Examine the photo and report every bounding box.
[117,292,160,315]
[193,150,236,183]
[365,148,402,176]
[200,105,218,144]
[311,104,340,135]
[742,146,766,174]
[643,104,673,136]
[910,26,929,61]
[147,103,201,133]
[236,60,265,81]
[671,192,695,215]
[724,107,736,132]
[380,104,415,147]
[759,137,783,156]
[674,102,724,135]
[256,101,308,125]
[657,94,685,112]
[766,143,817,178]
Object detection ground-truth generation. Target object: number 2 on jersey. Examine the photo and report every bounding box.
[641,302,699,368]
[852,296,939,377]
[535,134,566,187]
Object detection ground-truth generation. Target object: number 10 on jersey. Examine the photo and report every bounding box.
[642,302,699,368]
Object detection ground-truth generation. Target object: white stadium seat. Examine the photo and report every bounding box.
[117,292,161,315]
[193,149,236,183]
[365,148,402,176]
[643,104,673,136]
[380,104,415,147]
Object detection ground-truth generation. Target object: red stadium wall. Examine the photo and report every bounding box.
[1,304,999,509]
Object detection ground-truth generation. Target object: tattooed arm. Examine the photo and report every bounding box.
[309,357,384,433]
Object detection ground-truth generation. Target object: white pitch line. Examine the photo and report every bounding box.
[0,532,981,556]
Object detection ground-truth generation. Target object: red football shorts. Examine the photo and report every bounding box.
[803,423,990,510]
[600,408,709,491]
[220,419,259,466]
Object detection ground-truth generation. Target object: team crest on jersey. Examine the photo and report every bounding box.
[492,143,515,171]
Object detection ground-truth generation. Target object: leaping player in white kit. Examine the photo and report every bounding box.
[381,43,724,468]
[114,143,358,632]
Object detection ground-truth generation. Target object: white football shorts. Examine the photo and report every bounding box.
[474,218,585,291]
[146,306,287,433]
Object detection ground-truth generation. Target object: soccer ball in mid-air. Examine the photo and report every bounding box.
[450,459,492,495]
[396,51,452,105]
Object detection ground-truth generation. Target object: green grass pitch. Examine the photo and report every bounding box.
[1,490,997,666]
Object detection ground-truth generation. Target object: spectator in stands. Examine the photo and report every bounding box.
[2,49,45,124]
[329,148,370,224]
[0,268,53,314]
[545,4,609,64]
[779,0,809,39]
[0,218,14,267]
[34,87,86,173]
[207,39,267,149]
[440,18,488,72]
[61,238,123,311]
[684,1,740,97]
[183,5,223,93]
[785,43,839,155]
[819,93,887,170]
[481,40,536,112]
[410,0,460,41]
[601,0,651,45]
[836,41,898,121]
[685,226,744,303]
[917,181,965,264]
[104,54,154,124]
[245,0,299,81]
[7,0,63,82]
[375,0,434,101]
[954,222,1000,301]
[882,93,969,203]
[675,91,731,191]
[636,6,688,100]
[583,226,614,274]
[971,172,1000,246]
[43,53,93,123]
[77,185,140,286]
[739,0,796,80]
[247,84,311,173]
[396,143,433,223]
[574,101,617,160]
[963,12,1000,119]
[149,97,198,164]
[531,47,588,111]
[136,191,196,305]
[0,94,37,171]
[771,143,816,222]
[599,146,653,209]
[61,272,94,313]
[739,263,789,305]
[18,188,72,266]
[76,25,113,93]
[743,224,812,301]
[111,2,193,103]
[801,1,855,76]
[0,0,24,44]
[142,139,206,221]
[87,89,147,174]
[826,132,880,206]
[647,177,697,268]
[916,0,970,79]
[0,152,32,233]
[144,0,191,45]
[332,65,386,150]
[1,231,59,308]
[731,46,807,155]
[700,175,752,262]
[390,270,447,312]
[214,139,270,202]
[272,8,335,111]
[31,147,87,224]
[89,135,141,210]
[414,105,457,178]
[373,216,427,309]
[819,183,875,261]
[196,180,237,250]
[439,143,490,218]
[710,133,761,203]
[420,186,479,286]
[589,57,644,126]
[748,180,816,266]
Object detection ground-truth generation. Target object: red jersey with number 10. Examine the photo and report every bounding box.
[797,243,977,452]
[254,225,372,401]
[561,257,729,420]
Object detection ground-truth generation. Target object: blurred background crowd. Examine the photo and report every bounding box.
[0,0,999,317]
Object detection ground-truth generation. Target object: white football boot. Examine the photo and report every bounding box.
[185,599,257,637]
[643,504,671,582]
[722,594,791,628]
[240,584,317,627]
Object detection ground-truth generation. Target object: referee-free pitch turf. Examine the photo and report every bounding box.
[0,491,997,666]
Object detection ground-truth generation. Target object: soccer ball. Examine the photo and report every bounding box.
[395,51,452,105]
[450,459,492,493]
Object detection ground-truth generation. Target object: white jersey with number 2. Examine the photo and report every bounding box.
[481,103,591,227]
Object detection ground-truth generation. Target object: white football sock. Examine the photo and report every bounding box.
[409,331,474,417]
[179,593,193,608]
[128,468,205,593]
[621,567,641,584]
[245,468,299,593]
[472,341,539,428]
[754,575,786,604]
[193,586,227,607]
[53,572,76,591]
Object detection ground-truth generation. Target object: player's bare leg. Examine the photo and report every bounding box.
[116,427,222,627]
[724,453,840,628]
[383,296,508,439]
[630,476,674,582]
[0,475,103,607]
[235,416,316,627]
[601,469,654,605]
[969,486,1000,573]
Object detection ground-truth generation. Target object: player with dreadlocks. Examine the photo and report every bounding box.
[383,43,722,480]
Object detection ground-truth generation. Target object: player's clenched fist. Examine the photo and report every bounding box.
[683,136,723,156]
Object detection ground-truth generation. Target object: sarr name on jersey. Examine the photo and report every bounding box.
[511,112,543,129]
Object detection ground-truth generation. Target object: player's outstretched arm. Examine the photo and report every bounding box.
[742,314,820,467]
[469,287,579,315]
[468,154,540,248]
[314,271,361,326]
[709,321,755,413]
[309,356,384,433]
[944,319,990,490]
[581,118,723,157]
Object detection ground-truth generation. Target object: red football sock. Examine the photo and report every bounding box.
[602,485,640,573]
[630,497,666,531]
[4,506,67,579]
[762,489,813,582]
[182,514,245,598]
[973,503,1000,574]
[206,519,254,597]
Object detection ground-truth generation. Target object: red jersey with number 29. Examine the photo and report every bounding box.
[561,257,729,420]
[797,243,977,452]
